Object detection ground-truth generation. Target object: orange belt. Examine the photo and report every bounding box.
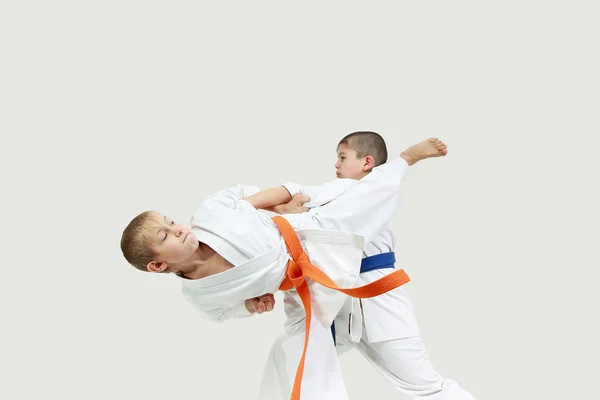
[272,216,410,400]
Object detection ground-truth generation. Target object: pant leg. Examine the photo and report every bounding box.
[257,318,350,400]
[357,336,476,399]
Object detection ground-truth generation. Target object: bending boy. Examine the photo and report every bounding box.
[120,138,447,399]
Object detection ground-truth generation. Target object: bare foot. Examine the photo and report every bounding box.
[400,138,447,166]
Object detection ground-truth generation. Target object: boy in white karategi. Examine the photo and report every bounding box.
[263,131,475,400]
[120,138,447,400]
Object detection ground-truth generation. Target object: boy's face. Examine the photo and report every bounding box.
[145,212,198,269]
[335,143,372,180]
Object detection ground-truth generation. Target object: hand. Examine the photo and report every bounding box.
[245,293,276,314]
[278,194,311,214]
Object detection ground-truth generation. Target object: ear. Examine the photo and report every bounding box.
[362,155,375,172]
[147,260,168,273]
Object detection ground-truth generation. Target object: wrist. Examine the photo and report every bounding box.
[274,204,288,214]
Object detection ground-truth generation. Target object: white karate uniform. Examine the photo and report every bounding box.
[180,157,410,400]
[277,174,476,400]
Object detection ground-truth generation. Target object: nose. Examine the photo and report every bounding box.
[171,225,185,237]
[335,161,340,169]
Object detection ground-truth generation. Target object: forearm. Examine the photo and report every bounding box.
[243,186,292,210]
[263,204,288,214]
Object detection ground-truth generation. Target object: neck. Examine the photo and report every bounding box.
[178,242,220,280]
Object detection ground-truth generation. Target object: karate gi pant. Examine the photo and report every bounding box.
[335,329,476,399]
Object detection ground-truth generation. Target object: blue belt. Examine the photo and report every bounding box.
[359,252,396,273]
[331,251,396,346]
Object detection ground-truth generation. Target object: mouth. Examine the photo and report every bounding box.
[183,233,189,243]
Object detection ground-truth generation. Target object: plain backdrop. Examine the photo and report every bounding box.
[1,1,598,399]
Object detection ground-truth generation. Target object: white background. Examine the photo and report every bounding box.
[1,1,598,399]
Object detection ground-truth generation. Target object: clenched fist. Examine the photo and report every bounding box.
[245,293,276,314]
[276,194,311,214]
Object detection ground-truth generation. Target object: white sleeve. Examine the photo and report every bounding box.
[201,184,261,211]
[369,156,410,187]
[183,289,253,323]
[281,178,358,208]
[204,302,254,323]
[309,157,410,245]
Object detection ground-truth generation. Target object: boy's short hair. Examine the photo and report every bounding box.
[121,211,157,272]
[338,131,388,167]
